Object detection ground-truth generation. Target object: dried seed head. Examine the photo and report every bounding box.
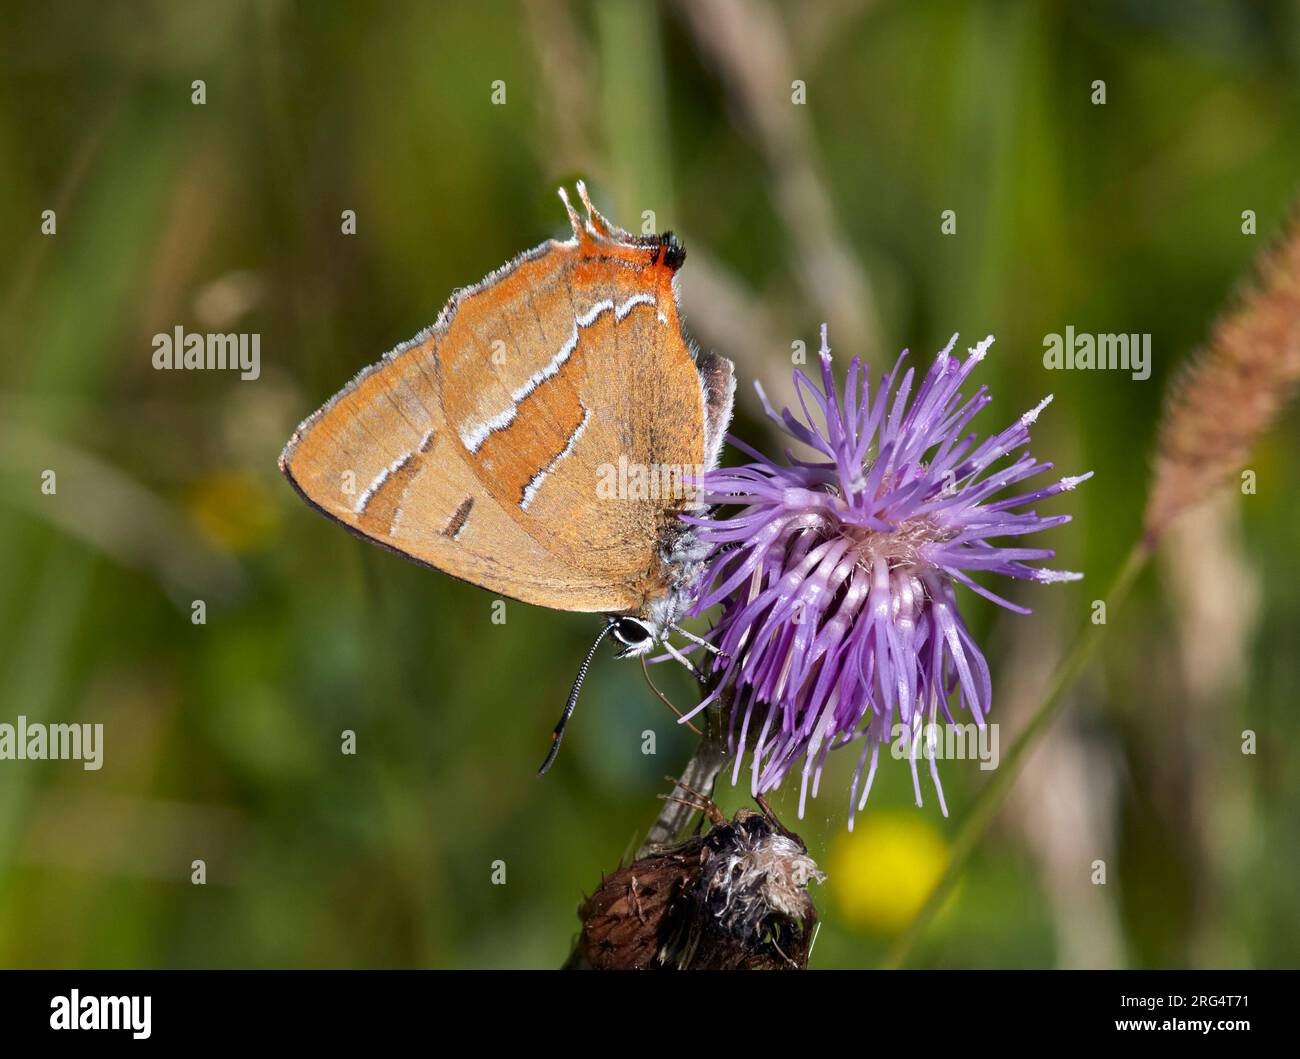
[572,805,823,971]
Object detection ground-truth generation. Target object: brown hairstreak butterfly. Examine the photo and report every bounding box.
[279,183,735,771]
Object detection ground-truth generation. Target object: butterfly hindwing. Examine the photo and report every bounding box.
[280,185,730,614]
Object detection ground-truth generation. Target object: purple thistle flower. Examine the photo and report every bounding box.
[682,326,1091,827]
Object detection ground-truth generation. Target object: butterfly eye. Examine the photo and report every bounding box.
[611,617,654,648]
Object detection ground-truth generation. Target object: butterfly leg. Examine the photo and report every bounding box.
[660,638,708,684]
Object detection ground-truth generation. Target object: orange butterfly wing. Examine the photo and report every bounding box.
[280,185,733,616]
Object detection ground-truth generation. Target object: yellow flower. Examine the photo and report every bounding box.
[186,470,280,553]
[827,812,950,934]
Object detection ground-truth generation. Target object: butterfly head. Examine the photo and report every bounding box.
[539,595,722,775]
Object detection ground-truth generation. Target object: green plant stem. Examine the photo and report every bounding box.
[638,691,728,857]
[881,541,1149,969]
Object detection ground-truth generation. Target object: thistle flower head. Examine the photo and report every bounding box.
[685,327,1090,826]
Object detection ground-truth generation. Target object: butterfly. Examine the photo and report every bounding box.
[279,183,735,771]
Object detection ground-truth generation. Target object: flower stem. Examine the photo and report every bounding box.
[638,691,728,857]
[881,541,1149,969]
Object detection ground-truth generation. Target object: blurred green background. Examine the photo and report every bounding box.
[2,0,1298,969]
